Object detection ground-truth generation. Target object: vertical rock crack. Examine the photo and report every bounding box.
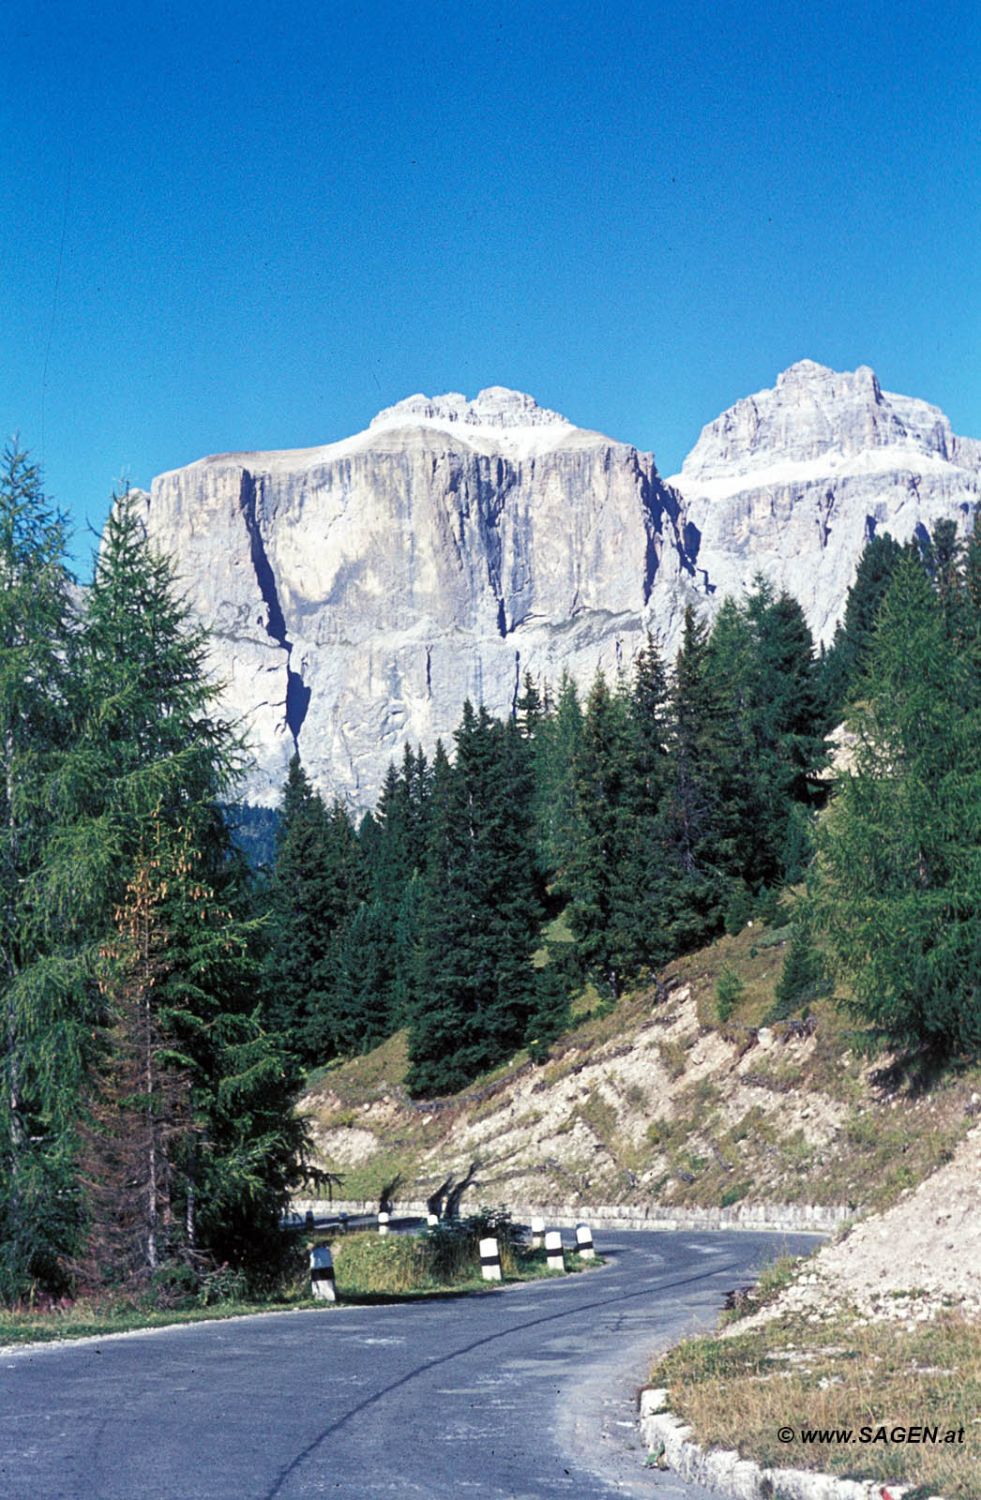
[238,470,311,751]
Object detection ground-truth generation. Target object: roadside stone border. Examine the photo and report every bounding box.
[638,1389,945,1500]
[291,1198,851,1235]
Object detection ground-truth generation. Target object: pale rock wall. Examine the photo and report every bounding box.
[140,369,979,808]
[142,389,692,805]
[670,360,979,643]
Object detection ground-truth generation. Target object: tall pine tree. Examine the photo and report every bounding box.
[409,705,542,1095]
[34,492,302,1294]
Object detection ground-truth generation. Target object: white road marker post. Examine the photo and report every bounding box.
[309,1245,337,1302]
[378,1210,390,1236]
[479,1236,502,1282]
[575,1223,595,1260]
[530,1215,545,1250]
[426,1212,439,1227]
[545,1230,565,1272]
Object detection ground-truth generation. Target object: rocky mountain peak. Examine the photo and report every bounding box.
[369,386,571,433]
[140,362,976,808]
[774,358,880,397]
[677,361,972,487]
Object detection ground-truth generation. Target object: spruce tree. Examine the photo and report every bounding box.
[41,490,239,955]
[745,583,827,880]
[408,706,543,1095]
[331,900,396,1054]
[362,745,431,1031]
[536,671,583,877]
[652,607,730,952]
[703,596,764,889]
[768,924,829,1021]
[41,492,302,1292]
[820,533,905,716]
[631,630,670,802]
[263,758,365,1064]
[564,671,647,996]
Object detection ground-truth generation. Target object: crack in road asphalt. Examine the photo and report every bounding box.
[2,1230,821,1498]
[260,1259,743,1499]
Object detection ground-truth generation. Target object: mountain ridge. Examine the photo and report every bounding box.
[137,361,978,806]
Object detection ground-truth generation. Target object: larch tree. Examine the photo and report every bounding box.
[811,556,980,1059]
[0,443,78,1298]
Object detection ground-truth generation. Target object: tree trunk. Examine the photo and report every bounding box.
[143,988,158,1270]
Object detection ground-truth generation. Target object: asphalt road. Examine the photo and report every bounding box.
[2,1228,819,1499]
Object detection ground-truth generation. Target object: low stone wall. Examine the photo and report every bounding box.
[289,1198,853,1235]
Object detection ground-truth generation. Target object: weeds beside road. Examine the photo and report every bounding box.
[0,1214,600,1348]
[653,1293,980,1496]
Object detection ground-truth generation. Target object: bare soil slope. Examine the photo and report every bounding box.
[301,920,980,1219]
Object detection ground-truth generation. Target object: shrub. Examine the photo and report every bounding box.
[198,1264,250,1306]
[427,1207,524,1280]
[331,1232,428,1295]
[147,1262,200,1309]
[715,966,744,1022]
[331,1208,526,1294]
[753,887,783,925]
[768,928,830,1021]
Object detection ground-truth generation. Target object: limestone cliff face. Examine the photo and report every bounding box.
[669,360,980,643]
[142,388,691,805]
[141,368,978,808]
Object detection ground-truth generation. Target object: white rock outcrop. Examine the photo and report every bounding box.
[139,366,978,807]
[669,360,980,643]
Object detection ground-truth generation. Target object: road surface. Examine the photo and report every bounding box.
[2,1228,819,1499]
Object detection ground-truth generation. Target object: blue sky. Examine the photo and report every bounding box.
[2,0,978,573]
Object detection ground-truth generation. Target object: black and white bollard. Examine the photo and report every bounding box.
[309,1244,337,1302]
[304,1209,315,1231]
[378,1211,390,1236]
[479,1236,502,1282]
[545,1229,565,1272]
[575,1223,595,1260]
[530,1215,545,1250]
[427,1212,439,1227]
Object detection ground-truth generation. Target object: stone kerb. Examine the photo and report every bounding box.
[639,1390,934,1500]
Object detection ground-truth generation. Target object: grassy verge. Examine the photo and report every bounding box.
[652,1309,980,1497]
[0,1293,321,1346]
[330,1228,599,1299]
[1,1235,601,1346]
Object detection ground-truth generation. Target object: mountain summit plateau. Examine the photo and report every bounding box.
[138,362,978,806]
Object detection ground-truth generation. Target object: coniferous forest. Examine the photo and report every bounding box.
[262,516,979,1095]
[1,441,978,1306]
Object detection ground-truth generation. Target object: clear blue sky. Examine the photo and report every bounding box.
[2,0,978,573]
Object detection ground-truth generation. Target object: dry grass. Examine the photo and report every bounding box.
[654,1311,981,1496]
[305,1029,411,1105]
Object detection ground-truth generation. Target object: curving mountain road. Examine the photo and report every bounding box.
[2,1228,819,1499]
